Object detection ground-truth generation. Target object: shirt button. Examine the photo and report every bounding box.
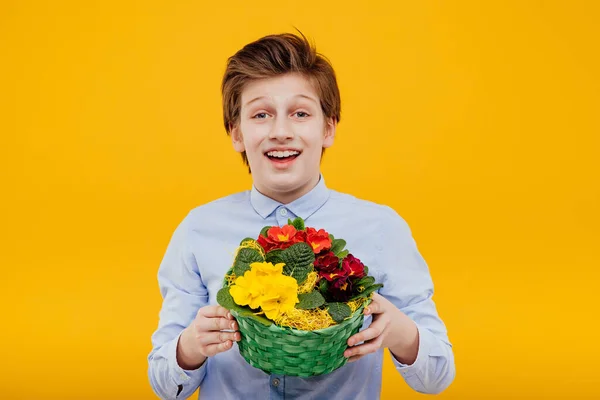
[272,378,280,387]
[279,208,288,216]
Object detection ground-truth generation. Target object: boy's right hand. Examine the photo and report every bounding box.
[176,305,241,370]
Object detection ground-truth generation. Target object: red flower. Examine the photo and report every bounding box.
[342,254,366,279]
[257,234,277,252]
[306,227,332,254]
[291,229,307,244]
[314,252,340,281]
[317,253,352,282]
[329,277,353,302]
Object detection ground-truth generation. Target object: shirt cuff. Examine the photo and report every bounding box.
[390,323,432,378]
[167,331,208,386]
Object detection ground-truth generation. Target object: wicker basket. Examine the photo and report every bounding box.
[231,301,368,377]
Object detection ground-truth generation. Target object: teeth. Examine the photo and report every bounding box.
[267,150,299,158]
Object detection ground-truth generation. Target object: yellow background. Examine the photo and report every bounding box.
[2,1,599,399]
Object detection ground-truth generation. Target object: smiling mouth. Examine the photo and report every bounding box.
[265,150,301,162]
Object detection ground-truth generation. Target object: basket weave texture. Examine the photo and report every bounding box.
[232,302,368,377]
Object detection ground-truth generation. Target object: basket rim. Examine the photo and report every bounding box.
[230,298,371,335]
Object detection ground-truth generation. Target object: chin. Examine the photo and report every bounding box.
[259,174,307,193]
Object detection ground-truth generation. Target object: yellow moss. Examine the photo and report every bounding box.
[297,271,319,294]
[273,297,370,331]
[347,297,368,313]
[274,307,336,330]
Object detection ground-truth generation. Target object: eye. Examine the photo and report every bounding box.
[252,112,269,119]
[294,111,310,118]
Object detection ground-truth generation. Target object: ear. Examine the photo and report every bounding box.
[322,117,337,148]
[230,124,245,153]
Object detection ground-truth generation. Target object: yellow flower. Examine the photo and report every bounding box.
[250,261,285,277]
[229,262,299,320]
[230,269,265,309]
[260,275,299,320]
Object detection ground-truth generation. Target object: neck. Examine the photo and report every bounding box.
[256,175,320,204]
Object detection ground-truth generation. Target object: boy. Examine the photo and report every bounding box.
[148,32,455,399]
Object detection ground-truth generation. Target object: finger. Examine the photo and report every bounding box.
[203,340,234,357]
[198,331,241,345]
[344,336,383,359]
[347,317,388,346]
[364,295,384,316]
[198,305,232,319]
[195,317,238,333]
[347,354,366,363]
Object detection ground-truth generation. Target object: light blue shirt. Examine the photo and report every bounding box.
[148,176,455,399]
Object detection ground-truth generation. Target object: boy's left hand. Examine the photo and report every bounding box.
[344,293,419,364]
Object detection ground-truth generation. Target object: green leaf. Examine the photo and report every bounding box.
[319,278,329,291]
[260,226,271,237]
[239,237,255,245]
[363,265,369,276]
[216,287,236,310]
[279,242,315,284]
[330,239,346,255]
[327,302,352,323]
[296,290,326,310]
[251,314,273,326]
[290,266,313,285]
[318,279,329,297]
[351,284,383,300]
[337,250,349,259]
[265,249,284,264]
[348,277,378,300]
[235,309,273,326]
[233,247,264,276]
[328,233,335,241]
[355,276,375,288]
[217,287,249,312]
[290,217,305,231]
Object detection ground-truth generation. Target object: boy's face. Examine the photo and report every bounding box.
[231,73,336,204]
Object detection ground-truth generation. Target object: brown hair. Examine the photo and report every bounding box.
[221,31,341,170]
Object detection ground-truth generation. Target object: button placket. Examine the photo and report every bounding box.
[269,374,284,399]
[276,207,290,226]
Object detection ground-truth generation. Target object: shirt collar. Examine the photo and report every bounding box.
[250,175,330,220]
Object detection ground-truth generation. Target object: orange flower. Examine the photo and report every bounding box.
[268,225,297,243]
[306,227,332,254]
[258,225,305,252]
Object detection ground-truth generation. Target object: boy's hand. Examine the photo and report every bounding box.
[176,305,241,370]
[344,293,419,364]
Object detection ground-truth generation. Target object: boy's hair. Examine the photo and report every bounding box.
[221,31,341,169]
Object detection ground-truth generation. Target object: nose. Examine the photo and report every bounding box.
[268,115,294,141]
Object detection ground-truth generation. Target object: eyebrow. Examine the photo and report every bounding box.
[243,94,318,108]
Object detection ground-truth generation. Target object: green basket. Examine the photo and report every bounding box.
[231,301,369,377]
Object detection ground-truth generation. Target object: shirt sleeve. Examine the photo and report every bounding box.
[147,212,210,400]
[378,206,456,394]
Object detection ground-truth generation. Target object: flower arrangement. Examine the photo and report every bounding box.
[217,217,383,376]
